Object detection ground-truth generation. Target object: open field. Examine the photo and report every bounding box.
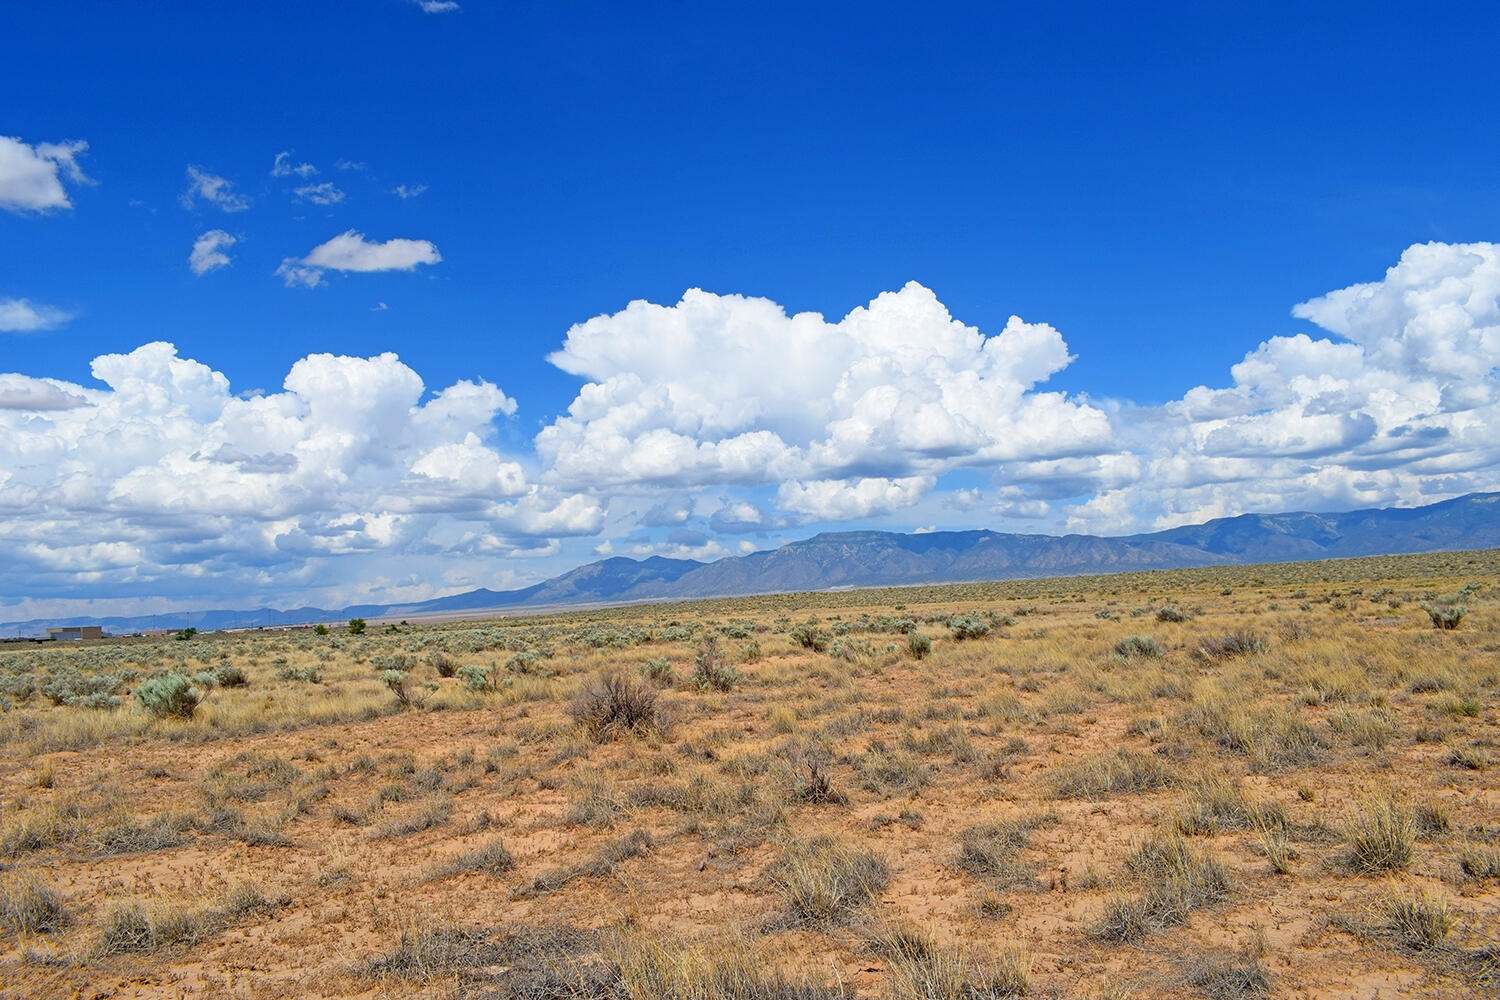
[0,549,1497,999]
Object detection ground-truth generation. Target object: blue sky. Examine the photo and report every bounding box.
[5,1,1500,619]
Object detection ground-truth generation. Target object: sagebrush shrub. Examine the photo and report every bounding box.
[135,674,200,719]
[569,671,658,740]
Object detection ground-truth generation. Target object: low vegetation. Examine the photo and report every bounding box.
[0,547,1494,998]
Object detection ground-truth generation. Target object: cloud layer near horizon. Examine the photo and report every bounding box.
[4,240,1500,612]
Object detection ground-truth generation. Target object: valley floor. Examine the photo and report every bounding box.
[0,549,1497,999]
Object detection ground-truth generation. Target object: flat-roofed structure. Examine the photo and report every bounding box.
[46,626,103,641]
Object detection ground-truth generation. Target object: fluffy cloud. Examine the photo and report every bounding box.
[278,230,441,287]
[294,182,345,205]
[0,137,90,213]
[393,183,428,199]
[181,166,249,212]
[539,283,1112,496]
[0,298,72,332]
[776,476,935,521]
[0,374,87,411]
[1061,241,1500,533]
[413,0,460,12]
[189,230,236,276]
[0,343,598,606]
[12,242,1500,615]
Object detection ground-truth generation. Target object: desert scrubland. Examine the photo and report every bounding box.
[0,549,1496,999]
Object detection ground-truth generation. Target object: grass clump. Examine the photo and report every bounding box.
[1383,887,1453,950]
[1459,841,1500,880]
[859,745,933,793]
[569,671,659,740]
[1328,708,1396,750]
[1092,829,1230,943]
[98,881,284,954]
[1185,696,1324,771]
[1049,748,1171,800]
[1175,775,1286,835]
[602,929,853,1000]
[1179,951,1272,998]
[1345,798,1416,873]
[875,924,1030,999]
[770,836,890,926]
[428,837,514,879]
[956,815,1055,890]
[1448,743,1492,770]
[372,800,451,839]
[0,798,88,857]
[521,829,655,897]
[0,872,68,934]
[1194,631,1265,660]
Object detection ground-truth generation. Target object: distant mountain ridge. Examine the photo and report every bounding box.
[6,492,1499,636]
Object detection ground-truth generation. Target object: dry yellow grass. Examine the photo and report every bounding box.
[0,547,1496,998]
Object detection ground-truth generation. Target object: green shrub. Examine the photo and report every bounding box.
[947,614,991,640]
[214,663,248,687]
[691,638,739,691]
[348,618,367,635]
[1113,635,1161,659]
[790,623,830,652]
[906,632,932,659]
[1423,603,1466,630]
[383,670,434,710]
[639,657,676,687]
[456,663,492,692]
[1155,606,1190,623]
[134,674,200,719]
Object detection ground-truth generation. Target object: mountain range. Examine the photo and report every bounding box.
[7,491,1499,636]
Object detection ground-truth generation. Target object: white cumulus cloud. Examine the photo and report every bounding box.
[277,230,442,287]
[538,282,1112,501]
[0,298,73,332]
[0,137,90,213]
[189,230,237,275]
[0,343,599,609]
[1060,241,1500,534]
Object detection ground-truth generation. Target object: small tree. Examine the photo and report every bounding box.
[348,618,367,635]
[313,623,329,636]
[174,627,197,641]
